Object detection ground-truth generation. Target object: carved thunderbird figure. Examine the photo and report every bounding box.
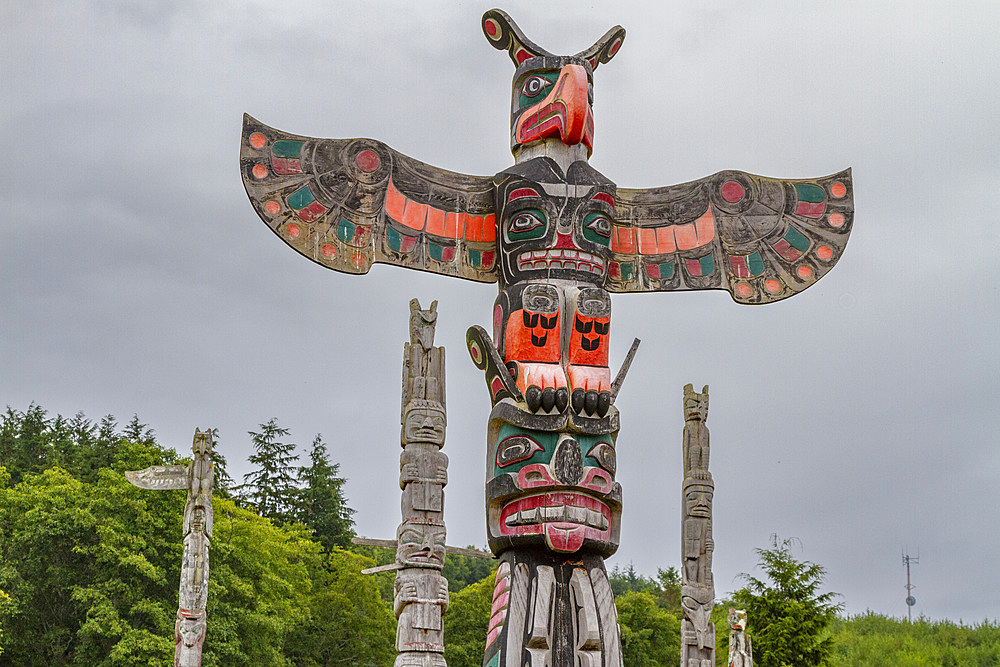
[240,8,853,667]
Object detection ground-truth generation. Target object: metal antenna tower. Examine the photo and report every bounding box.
[902,549,919,622]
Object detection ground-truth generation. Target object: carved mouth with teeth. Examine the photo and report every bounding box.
[517,249,606,276]
[498,491,612,553]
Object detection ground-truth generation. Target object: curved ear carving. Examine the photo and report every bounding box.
[482,8,555,65]
[574,25,626,70]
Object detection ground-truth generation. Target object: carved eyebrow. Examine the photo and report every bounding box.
[591,192,615,208]
[508,187,541,202]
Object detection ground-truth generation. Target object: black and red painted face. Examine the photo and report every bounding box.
[495,160,616,288]
[510,57,595,155]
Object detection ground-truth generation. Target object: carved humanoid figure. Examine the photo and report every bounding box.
[394,570,450,653]
[727,608,754,667]
[681,385,715,667]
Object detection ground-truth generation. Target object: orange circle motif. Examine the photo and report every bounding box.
[797,265,814,279]
[735,282,753,297]
[817,246,833,260]
[286,224,301,239]
[830,182,847,198]
[321,244,336,258]
[252,164,267,179]
[264,200,280,214]
[829,213,845,227]
[764,279,781,293]
[249,133,266,149]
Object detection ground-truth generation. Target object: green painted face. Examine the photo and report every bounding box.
[492,423,615,479]
[517,71,559,110]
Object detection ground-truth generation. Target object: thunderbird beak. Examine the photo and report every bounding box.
[515,64,593,152]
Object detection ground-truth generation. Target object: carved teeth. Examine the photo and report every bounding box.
[505,502,608,529]
[516,250,607,278]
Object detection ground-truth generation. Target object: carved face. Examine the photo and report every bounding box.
[485,415,621,556]
[403,405,446,446]
[728,608,747,631]
[190,507,205,532]
[193,432,212,456]
[495,160,615,288]
[396,520,447,568]
[683,386,709,421]
[175,612,207,648]
[683,481,714,519]
[510,58,594,154]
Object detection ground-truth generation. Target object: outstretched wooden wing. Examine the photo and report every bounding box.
[241,115,499,283]
[606,169,853,303]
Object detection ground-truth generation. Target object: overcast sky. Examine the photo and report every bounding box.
[3,1,998,623]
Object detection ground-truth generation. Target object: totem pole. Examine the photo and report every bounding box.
[125,429,214,667]
[681,385,715,667]
[727,608,754,667]
[240,9,854,665]
[353,300,491,664]
[394,298,450,667]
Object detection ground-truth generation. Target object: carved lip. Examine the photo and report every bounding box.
[516,249,605,276]
[409,426,443,441]
[499,490,611,535]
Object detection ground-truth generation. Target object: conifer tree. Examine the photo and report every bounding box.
[733,535,843,667]
[242,418,299,523]
[296,434,355,550]
[204,427,234,497]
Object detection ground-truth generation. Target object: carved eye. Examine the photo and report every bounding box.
[585,215,612,238]
[510,211,545,233]
[521,75,549,98]
[587,442,617,475]
[497,435,542,468]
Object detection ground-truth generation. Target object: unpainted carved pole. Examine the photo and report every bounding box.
[125,429,214,667]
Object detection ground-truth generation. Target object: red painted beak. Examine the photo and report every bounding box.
[515,64,593,152]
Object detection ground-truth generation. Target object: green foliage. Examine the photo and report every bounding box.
[828,612,1000,666]
[731,535,843,667]
[441,550,494,592]
[0,405,395,666]
[610,563,681,615]
[285,548,396,667]
[0,584,10,656]
[0,466,180,666]
[242,419,300,524]
[443,570,496,667]
[296,435,355,551]
[616,590,681,665]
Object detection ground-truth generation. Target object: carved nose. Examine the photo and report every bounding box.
[553,437,583,485]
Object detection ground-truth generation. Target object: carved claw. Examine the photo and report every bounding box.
[571,388,612,417]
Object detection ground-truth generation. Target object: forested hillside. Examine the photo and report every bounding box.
[1,405,997,666]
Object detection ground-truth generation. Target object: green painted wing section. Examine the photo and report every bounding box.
[240,114,498,284]
[606,169,854,304]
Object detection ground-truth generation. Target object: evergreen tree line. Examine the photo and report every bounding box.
[2,404,998,666]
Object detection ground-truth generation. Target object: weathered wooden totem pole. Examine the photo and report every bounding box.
[240,8,854,665]
[125,429,214,667]
[394,298,451,667]
[681,384,715,667]
[727,608,754,667]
